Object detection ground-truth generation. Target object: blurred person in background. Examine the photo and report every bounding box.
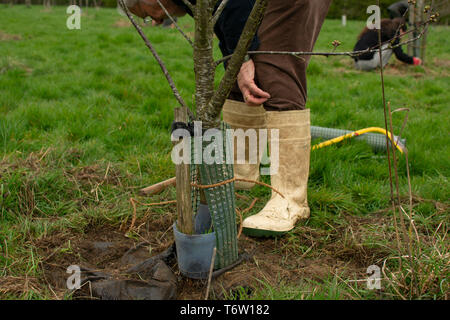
[388,0,409,19]
[353,17,422,71]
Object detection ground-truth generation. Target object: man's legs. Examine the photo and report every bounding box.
[252,0,331,110]
[240,0,331,236]
[222,100,266,190]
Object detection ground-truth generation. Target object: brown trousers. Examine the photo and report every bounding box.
[229,0,332,111]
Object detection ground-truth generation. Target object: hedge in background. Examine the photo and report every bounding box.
[0,0,117,6]
[1,0,448,23]
[328,0,394,20]
[0,1,410,18]
[328,0,449,23]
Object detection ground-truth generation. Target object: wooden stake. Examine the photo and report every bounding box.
[174,107,194,235]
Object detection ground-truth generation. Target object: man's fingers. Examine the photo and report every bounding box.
[246,96,268,106]
[242,83,270,106]
[248,83,271,99]
[243,91,269,106]
[237,61,270,105]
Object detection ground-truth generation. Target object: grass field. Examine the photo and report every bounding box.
[0,5,449,300]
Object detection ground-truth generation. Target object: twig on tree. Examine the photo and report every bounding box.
[118,0,195,120]
[376,0,418,297]
[214,19,433,67]
[201,0,268,128]
[181,0,195,13]
[211,0,229,26]
[156,0,194,47]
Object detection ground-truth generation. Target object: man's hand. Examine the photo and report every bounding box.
[124,0,186,25]
[238,59,271,106]
[413,57,422,66]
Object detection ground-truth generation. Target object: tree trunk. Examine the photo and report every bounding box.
[192,0,215,125]
[196,0,268,128]
[408,0,429,62]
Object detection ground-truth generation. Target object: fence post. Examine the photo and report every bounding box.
[174,107,194,235]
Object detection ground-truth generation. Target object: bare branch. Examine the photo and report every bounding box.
[181,0,195,14]
[211,0,229,26]
[214,19,433,67]
[200,0,268,128]
[156,0,194,47]
[118,0,194,119]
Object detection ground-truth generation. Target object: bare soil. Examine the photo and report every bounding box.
[0,30,22,41]
[34,209,393,300]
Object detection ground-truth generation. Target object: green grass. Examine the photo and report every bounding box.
[0,5,449,300]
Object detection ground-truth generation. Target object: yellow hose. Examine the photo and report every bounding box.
[312,127,405,154]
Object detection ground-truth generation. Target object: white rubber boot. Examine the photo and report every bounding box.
[243,109,311,237]
[222,99,266,190]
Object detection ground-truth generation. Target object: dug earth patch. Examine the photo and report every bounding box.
[33,211,394,300]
